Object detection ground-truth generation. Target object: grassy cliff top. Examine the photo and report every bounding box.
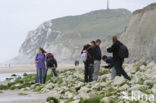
[51,9,131,41]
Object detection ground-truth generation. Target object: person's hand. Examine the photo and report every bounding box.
[106,46,109,49]
[52,67,56,70]
[102,66,105,68]
[102,66,110,69]
[35,60,38,63]
[90,64,93,66]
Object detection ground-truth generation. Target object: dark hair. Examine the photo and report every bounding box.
[84,44,90,50]
[96,39,101,43]
[91,41,96,45]
[39,48,46,54]
[102,55,107,60]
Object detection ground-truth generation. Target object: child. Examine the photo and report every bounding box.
[102,55,116,80]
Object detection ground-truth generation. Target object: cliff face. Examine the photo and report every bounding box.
[11,9,131,64]
[120,3,156,62]
[12,3,156,64]
[15,22,80,63]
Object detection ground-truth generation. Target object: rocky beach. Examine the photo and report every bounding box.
[0,61,156,103]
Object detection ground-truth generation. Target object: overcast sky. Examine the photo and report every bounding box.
[0,0,156,63]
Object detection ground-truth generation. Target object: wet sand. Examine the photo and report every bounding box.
[0,64,83,103]
[0,64,83,74]
[0,90,52,103]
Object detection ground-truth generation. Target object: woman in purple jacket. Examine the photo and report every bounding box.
[35,48,47,84]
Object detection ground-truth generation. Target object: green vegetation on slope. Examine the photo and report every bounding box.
[52,9,131,42]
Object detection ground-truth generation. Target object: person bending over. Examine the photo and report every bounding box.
[44,53,58,83]
[102,55,116,80]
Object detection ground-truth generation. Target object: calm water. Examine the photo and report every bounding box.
[0,72,34,82]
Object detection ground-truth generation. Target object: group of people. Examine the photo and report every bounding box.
[34,35,131,84]
[81,39,102,82]
[35,48,58,84]
[81,36,131,83]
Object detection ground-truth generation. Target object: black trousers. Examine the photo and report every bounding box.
[114,60,131,81]
[84,62,94,82]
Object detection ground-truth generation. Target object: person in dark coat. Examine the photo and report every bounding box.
[107,36,131,81]
[87,41,96,82]
[92,39,102,81]
[81,41,95,82]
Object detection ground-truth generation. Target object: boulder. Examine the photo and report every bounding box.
[65,92,73,98]
[102,97,109,103]
[71,100,80,103]
[113,77,125,85]
[128,84,146,91]
[119,84,130,90]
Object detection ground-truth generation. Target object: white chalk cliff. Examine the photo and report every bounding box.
[120,3,156,62]
[12,9,131,64]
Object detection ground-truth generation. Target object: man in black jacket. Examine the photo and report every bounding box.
[107,36,131,81]
[93,39,102,81]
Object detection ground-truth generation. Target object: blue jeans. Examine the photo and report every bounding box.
[35,68,46,84]
[52,69,58,77]
[44,68,58,83]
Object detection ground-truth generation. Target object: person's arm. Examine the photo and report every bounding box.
[81,46,85,54]
[53,59,57,69]
[103,59,111,69]
[92,47,96,57]
[35,60,38,63]
[104,65,111,69]
[107,43,116,53]
[44,55,47,69]
[45,61,47,69]
[35,54,38,63]
[88,53,92,59]
[55,59,58,68]
[81,50,83,54]
[102,65,110,69]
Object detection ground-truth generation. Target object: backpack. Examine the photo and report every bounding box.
[46,53,54,58]
[81,50,88,62]
[118,43,129,59]
[46,53,54,66]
